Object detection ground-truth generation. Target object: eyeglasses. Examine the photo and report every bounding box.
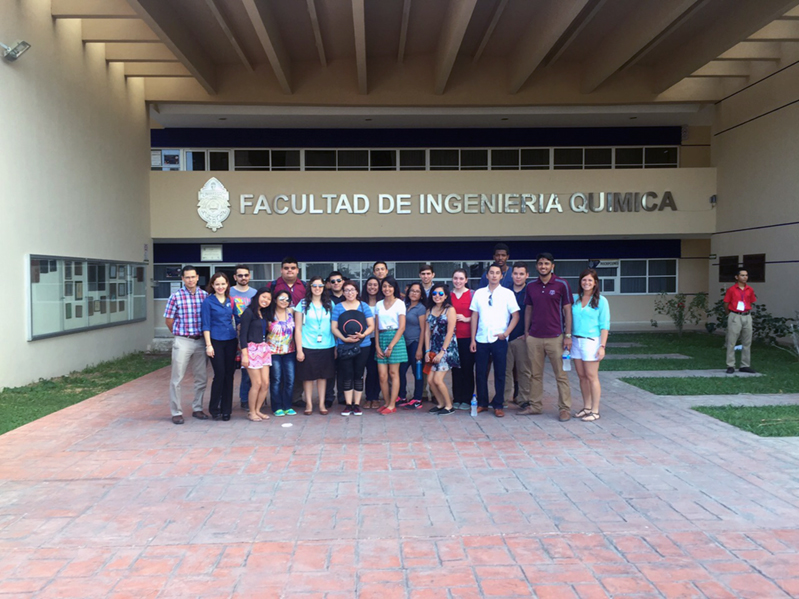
[329,278,343,283]
[343,288,357,294]
[236,274,249,278]
[431,291,445,297]
[311,284,325,288]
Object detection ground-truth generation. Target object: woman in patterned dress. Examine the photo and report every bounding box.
[424,283,460,416]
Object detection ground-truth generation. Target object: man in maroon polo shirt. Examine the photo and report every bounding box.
[522,253,574,421]
[723,268,757,374]
[272,256,306,307]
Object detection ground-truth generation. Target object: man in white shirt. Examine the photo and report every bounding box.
[470,263,519,417]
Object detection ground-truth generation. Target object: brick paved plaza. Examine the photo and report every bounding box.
[1,368,798,598]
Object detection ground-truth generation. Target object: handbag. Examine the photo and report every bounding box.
[338,343,361,359]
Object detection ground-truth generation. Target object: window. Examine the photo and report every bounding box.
[399,149,426,171]
[29,256,146,340]
[370,150,397,170]
[429,149,459,170]
[645,147,678,168]
[234,150,270,170]
[743,254,766,282]
[305,150,337,170]
[460,149,488,170]
[620,260,647,293]
[584,148,612,169]
[337,150,369,171]
[719,255,738,283]
[521,148,550,170]
[554,148,583,170]
[615,147,644,169]
[491,149,519,170]
[185,150,206,171]
[271,150,300,170]
[208,151,230,171]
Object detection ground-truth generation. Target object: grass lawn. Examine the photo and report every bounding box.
[692,404,799,437]
[0,352,170,436]
[609,332,799,395]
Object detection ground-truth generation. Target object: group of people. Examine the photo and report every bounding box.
[164,244,611,425]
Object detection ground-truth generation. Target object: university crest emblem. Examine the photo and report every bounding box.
[197,177,230,232]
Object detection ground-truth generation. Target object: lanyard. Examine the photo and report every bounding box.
[261,318,267,342]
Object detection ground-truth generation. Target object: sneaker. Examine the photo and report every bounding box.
[405,399,423,410]
[285,408,297,416]
[438,407,455,415]
[274,410,285,417]
[457,402,470,410]
[240,402,249,410]
[396,397,410,408]
[725,367,735,374]
[351,405,363,416]
[428,406,443,414]
[341,406,352,416]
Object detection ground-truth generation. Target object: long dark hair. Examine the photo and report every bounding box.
[405,282,423,307]
[364,275,383,302]
[266,289,292,322]
[380,276,402,300]
[246,287,272,320]
[206,272,230,297]
[578,268,601,309]
[426,283,453,311]
[303,275,331,314]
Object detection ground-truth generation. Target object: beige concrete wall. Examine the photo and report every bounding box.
[711,61,799,319]
[0,0,152,388]
[151,168,716,240]
[680,126,711,168]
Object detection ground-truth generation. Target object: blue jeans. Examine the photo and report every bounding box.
[270,353,296,413]
[239,368,251,403]
[475,339,508,409]
[398,339,423,401]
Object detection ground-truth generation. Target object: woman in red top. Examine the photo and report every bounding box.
[449,268,475,410]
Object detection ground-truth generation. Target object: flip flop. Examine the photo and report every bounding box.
[247,413,262,422]
[575,408,591,419]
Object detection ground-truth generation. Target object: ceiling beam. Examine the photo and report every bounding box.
[52,0,137,18]
[654,0,799,94]
[241,0,292,94]
[717,41,782,60]
[781,6,799,18]
[306,0,327,66]
[352,0,367,94]
[124,0,217,94]
[473,0,509,63]
[581,0,707,94]
[509,0,591,94]
[397,0,411,63]
[434,0,479,94]
[124,63,192,77]
[204,0,253,72]
[81,19,159,42]
[542,0,607,68]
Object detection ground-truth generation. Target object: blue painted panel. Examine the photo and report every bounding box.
[151,127,681,149]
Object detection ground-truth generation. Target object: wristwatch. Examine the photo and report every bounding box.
[564,334,572,338]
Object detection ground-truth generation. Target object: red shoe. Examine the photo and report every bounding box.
[380,406,397,414]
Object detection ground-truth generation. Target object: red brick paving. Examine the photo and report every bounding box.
[0,368,798,597]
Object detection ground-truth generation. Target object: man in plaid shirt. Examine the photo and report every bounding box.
[164,265,210,424]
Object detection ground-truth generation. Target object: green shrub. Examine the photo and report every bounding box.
[650,292,707,337]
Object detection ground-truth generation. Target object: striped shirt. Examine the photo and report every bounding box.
[164,286,208,337]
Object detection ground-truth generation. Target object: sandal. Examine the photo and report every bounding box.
[582,412,601,422]
[575,408,591,419]
[247,413,262,422]
[304,409,313,416]
[319,409,329,415]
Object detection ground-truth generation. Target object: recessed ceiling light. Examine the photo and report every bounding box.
[219,117,227,121]
[500,117,509,121]
[365,118,372,121]
[629,116,637,120]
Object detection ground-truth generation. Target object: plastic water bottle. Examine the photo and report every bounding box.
[470,394,478,417]
[416,359,423,379]
[562,350,571,372]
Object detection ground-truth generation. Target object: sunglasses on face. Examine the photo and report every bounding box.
[431,291,445,297]
[329,278,343,283]
[236,274,249,277]
[277,297,290,302]
[311,284,324,288]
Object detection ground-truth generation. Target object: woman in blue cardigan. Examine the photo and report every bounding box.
[201,273,238,421]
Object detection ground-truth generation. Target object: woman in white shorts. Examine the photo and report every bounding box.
[570,269,610,422]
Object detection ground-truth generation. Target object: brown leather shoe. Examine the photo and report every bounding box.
[476,406,488,413]
[171,415,184,425]
[192,411,209,420]
[494,409,505,418]
[559,410,571,422]
[518,405,542,415]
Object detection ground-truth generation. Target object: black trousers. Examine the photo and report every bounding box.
[364,342,380,401]
[209,338,237,416]
[451,337,475,404]
[337,349,371,393]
